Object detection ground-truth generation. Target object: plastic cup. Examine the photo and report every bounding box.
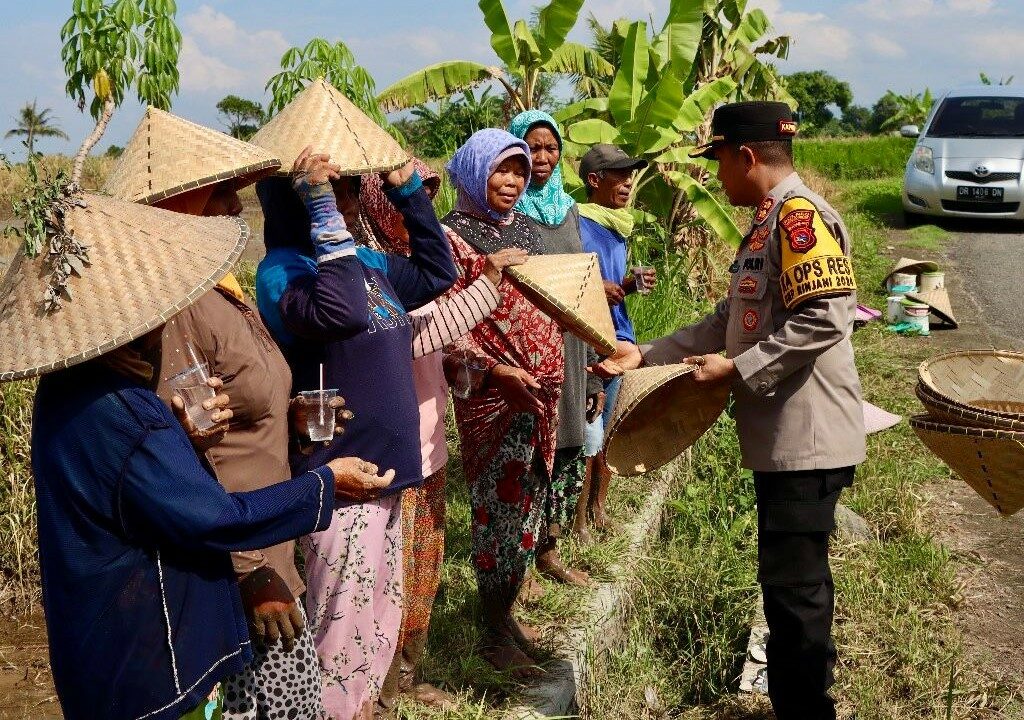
[632,265,655,295]
[451,356,490,400]
[300,389,339,442]
[168,363,217,431]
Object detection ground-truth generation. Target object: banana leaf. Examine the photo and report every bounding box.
[655,0,704,79]
[728,8,770,47]
[608,20,649,126]
[553,97,609,124]
[535,0,586,59]
[666,170,743,247]
[653,146,716,172]
[377,62,500,112]
[540,43,615,79]
[478,0,519,68]
[674,77,736,132]
[630,70,685,147]
[565,118,620,145]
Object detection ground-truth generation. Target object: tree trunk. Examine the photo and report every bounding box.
[71,97,114,187]
[27,128,35,156]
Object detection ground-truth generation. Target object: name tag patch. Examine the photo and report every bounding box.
[742,257,764,272]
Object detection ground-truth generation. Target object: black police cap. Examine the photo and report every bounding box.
[689,101,798,159]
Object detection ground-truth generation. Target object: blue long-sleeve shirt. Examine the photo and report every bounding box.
[31,361,334,720]
[259,174,457,496]
[579,216,638,344]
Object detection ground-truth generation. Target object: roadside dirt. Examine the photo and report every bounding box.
[0,611,59,719]
[884,214,1024,694]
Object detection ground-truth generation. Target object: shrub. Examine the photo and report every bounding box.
[794,136,915,180]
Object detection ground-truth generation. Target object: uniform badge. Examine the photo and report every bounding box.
[738,275,758,295]
[780,209,817,253]
[742,309,760,332]
[779,119,798,136]
[748,226,770,252]
[754,197,775,225]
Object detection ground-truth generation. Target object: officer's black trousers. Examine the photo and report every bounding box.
[753,467,854,720]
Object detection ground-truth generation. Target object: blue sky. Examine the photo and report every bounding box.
[2,0,1021,158]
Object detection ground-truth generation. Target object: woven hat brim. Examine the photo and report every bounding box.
[103,107,282,205]
[250,78,409,177]
[910,415,1024,516]
[0,194,248,382]
[508,254,617,356]
[881,257,939,289]
[918,349,1024,420]
[904,288,957,328]
[916,383,1024,431]
[604,364,731,476]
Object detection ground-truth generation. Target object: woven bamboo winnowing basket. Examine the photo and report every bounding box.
[603,363,731,477]
[103,107,280,205]
[915,382,1024,431]
[918,350,1024,420]
[881,257,939,289]
[910,416,1024,516]
[250,78,408,176]
[0,193,249,383]
[507,253,617,356]
[904,287,958,328]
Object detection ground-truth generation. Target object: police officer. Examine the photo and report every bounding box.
[643,102,866,719]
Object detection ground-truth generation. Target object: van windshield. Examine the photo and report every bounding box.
[927,96,1024,138]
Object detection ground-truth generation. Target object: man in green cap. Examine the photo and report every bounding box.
[643,101,866,719]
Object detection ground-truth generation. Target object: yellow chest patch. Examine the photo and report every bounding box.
[778,197,856,309]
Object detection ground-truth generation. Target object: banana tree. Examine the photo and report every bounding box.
[879,89,935,132]
[558,17,742,249]
[377,0,613,114]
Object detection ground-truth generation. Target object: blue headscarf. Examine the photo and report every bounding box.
[446,128,531,223]
[508,109,576,226]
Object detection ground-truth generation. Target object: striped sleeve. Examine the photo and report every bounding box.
[410,275,500,358]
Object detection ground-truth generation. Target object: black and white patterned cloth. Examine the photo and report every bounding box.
[222,605,325,720]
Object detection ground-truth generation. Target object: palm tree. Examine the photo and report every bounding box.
[6,100,69,155]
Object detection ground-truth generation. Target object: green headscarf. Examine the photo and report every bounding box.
[508,109,576,226]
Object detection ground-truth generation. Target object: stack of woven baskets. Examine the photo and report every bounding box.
[911,350,1024,516]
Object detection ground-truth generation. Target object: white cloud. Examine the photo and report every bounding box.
[750,0,853,63]
[964,29,1024,61]
[947,0,994,13]
[865,33,907,59]
[854,0,936,20]
[178,5,289,95]
[585,0,658,25]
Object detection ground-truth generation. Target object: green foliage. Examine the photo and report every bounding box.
[785,70,853,132]
[377,0,612,112]
[0,379,39,604]
[979,71,1014,86]
[216,95,264,140]
[402,89,504,159]
[5,101,69,155]
[878,88,935,132]
[104,144,123,157]
[265,38,399,141]
[793,136,915,180]
[60,0,182,119]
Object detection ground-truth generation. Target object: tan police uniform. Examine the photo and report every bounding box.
[643,171,866,471]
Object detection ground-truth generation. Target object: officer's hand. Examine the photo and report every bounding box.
[239,566,304,652]
[491,364,545,415]
[684,354,737,384]
[603,280,626,306]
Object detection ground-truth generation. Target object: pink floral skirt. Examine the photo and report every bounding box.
[302,495,403,720]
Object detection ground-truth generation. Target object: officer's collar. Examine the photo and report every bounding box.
[766,172,801,202]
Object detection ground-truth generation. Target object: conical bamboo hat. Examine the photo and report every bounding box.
[250,78,408,176]
[604,363,731,476]
[102,107,280,205]
[918,350,1024,419]
[881,257,939,289]
[904,287,957,328]
[507,253,616,356]
[0,193,248,382]
[910,415,1024,516]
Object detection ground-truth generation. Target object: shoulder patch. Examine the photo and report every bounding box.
[748,225,771,252]
[777,197,856,310]
[754,197,775,225]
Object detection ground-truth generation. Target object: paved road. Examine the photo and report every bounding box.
[940,220,1024,346]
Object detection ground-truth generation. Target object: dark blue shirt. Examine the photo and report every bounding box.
[579,216,637,343]
[31,362,334,720]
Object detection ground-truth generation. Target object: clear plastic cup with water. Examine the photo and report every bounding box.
[300,389,339,442]
[632,265,655,295]
[168,363,218,431]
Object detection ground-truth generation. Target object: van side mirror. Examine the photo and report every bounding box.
[900,124,921,138]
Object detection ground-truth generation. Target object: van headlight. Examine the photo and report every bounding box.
[912,146,934,175]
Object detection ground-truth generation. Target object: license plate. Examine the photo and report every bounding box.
[957,185,1004,202]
